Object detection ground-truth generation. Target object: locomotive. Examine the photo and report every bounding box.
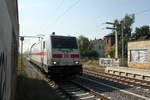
[29,34,82,78]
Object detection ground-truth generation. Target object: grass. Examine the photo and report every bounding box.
[17,56,26,75]
[16,56,62,100]
[81,59,106,69]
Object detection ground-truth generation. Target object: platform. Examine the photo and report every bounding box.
[105,66,150,81]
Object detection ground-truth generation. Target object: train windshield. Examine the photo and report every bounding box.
[51,36,78,49]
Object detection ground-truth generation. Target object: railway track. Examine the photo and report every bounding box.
[83,68,150,89]
[24,58,150,100]
[24,58,110,100]
[56,80,110,100]
[83,68,150,99]
[77,75,150,100]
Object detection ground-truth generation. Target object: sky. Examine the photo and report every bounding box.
[18,0,150,51]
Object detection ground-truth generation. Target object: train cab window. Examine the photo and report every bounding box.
[51,36,78,49]
[43,41,45,49]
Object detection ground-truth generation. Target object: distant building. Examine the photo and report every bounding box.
[128,40,150,69]
[90,39,104,57]
[104,33,115,54]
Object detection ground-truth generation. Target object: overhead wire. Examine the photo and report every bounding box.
[55,0,81,23]
[40,0,81,35]
[97,8,150,29]
[56,0,65,11]
[39,0,65,35]
[134,8,150,15]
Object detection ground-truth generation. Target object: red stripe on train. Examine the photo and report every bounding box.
[30,53,80,58]
[71,54,80,58]
[52,54,63,58]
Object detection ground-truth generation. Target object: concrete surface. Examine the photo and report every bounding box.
[105,66,150,81]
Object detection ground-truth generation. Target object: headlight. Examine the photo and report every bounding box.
[53,61,57,64]
[75,61,79,64]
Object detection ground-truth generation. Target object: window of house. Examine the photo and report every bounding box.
[130,49,148,63]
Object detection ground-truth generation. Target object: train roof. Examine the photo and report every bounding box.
[30,34,77,46]
[50,34,76,38]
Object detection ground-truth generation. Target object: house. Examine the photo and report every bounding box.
[90,39,104,57]
[104,33,115,54]
[128,40,150,69]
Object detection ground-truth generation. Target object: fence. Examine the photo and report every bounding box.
[99,58,121,67]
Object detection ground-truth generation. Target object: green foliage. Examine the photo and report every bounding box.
[105,47,115,58]
[113,14,135,59]
[78,35,90,51]
[132,25,150,40]
[114,14,135,37]
[78,35,99,58]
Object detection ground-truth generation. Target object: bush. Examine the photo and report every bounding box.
[105,47,115,58]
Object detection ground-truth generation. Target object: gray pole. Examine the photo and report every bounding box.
[115,30,118,59]
[121,23,124,65]
[20,37,24,72]
[105,22,118,59]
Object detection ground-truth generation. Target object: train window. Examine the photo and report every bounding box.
[43,41,45,49]
[51,36,78,49]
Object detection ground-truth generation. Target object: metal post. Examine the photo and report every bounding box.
[121,23,124,65]
[20,37,24,73]
[115,30,118,59]
[21,40,23,71]
[105,22,118,59]
[38,37,40,41]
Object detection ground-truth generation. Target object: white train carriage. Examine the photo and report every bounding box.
[29,34,82,77]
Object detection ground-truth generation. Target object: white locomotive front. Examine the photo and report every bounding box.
[29,34,82,78]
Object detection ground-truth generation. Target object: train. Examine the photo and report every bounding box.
[0,0,19,100]
[29,34,82,78]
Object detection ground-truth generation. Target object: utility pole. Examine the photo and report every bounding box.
[20,36,24,72]
[115,29,118,59]
[121,22,124,65]
[19,35,44,70]
[106,22,118,59]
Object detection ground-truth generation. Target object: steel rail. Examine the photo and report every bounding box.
[25,58,110,100]
[84,67,150,84]
[84,69,150,89]
[102,70,150,84]
[71,80,110,100]
[78,76,150,100]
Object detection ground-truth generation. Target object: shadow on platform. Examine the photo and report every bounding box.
[16,75,61,100]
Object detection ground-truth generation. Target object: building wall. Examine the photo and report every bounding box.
[128,40,150,69]
[0,0,19,100]
[104,36,115,54]
[93,40,104,57]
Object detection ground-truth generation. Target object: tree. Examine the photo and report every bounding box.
[105,47,115,58]
[132,25,150,40]
[78,35,90,56]
[113,14,135,59]
[77,35,99,58]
